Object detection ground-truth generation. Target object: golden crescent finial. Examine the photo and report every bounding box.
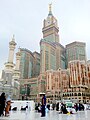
[49,3,52,12]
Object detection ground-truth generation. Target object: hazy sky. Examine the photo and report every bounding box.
[0,0,90,73]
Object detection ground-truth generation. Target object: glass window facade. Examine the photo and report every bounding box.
[20,49,40,79]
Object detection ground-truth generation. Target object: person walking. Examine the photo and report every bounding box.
[74,103,78,112]
[0,92,6,116]
[41,94,46,117]
[5,95,11,116]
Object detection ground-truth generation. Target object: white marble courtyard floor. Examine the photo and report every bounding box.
[0,110,90,120]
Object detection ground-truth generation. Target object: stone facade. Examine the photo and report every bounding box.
[37,60,90,103]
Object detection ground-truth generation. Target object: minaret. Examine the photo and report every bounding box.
[13,48,21,79]
[8,35,16,63]
[15,48,21,71]
[12,48,21,99]
[5,35,17,69]
[1,35,17,98]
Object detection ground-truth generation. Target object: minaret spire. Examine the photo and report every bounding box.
[8,35,17,64]
[48,3,52,15]
[12,34,15,41]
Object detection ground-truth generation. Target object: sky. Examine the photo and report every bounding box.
[0,0,90,75]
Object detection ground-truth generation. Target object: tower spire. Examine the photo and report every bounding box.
[12,34,15,41]
[48,3,52,15]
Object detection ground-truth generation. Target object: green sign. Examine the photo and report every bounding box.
[20,86,26,95]
[20,84,31,96]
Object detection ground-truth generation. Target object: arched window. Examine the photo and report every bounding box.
[74,93,77,96]
[78,93,81,96]
[67,94,69,97]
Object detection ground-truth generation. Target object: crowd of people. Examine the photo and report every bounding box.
[35,97,85,117]
[0,92,85,118]
[0,92,11,117]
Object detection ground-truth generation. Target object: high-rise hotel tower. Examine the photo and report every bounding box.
[66,41,86,67]
[40,4,66,73]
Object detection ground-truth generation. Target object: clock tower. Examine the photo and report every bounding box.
[40,4,65,74]
[42,4,59,43]
[39,5,66,95]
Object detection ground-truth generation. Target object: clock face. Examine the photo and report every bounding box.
[47,20,50,25]
[48,21,50,23]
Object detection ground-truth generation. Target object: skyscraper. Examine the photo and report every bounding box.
[40,4,66,73]
[20,48,40,79]
[20,48,35,79]
[33,51,40,77]
[66,41,86,67]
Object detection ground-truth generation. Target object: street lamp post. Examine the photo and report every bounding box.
[25,84,28,100]
[60,69,63,102]
[25,84,31,100]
